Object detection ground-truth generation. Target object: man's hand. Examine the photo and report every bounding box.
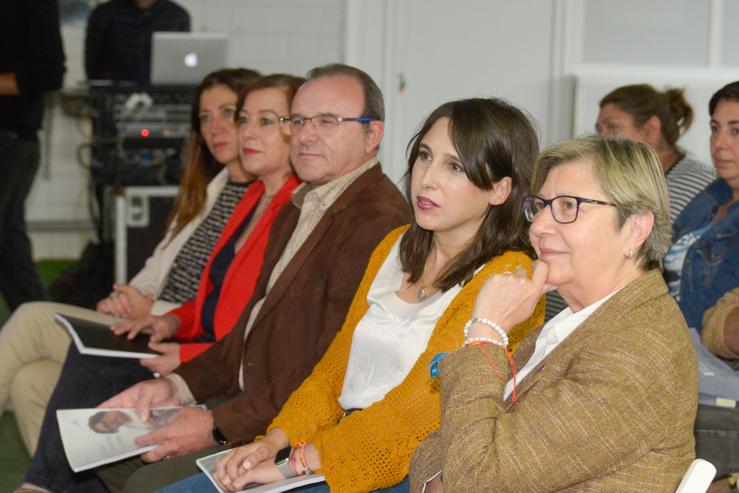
[135,407,216,462]
[98,378,181,422]
[111,314,180,341]
[140,342,181,375]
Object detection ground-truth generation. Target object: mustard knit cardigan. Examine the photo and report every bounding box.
[269,226,545,492]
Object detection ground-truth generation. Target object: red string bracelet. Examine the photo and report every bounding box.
[478,344,518,403]
[296,440,311,475]
[478,344,505,380]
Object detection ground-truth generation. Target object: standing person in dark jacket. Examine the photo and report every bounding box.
[0,0,66,311]
[85,0,190,83]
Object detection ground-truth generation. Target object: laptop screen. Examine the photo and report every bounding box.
[150,32,228,86]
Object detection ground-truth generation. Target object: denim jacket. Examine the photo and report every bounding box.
[672,179,739,332]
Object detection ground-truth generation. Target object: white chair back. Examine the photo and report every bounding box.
[675,459,717,493]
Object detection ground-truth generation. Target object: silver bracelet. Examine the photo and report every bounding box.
[463,317,509,347]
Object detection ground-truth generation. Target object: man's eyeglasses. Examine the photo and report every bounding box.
[523,195,618,224]
[279,113,374,135]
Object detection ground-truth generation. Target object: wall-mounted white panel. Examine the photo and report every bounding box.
[375,0,555,184]
[582,0,710,66]
[721,1,739,66]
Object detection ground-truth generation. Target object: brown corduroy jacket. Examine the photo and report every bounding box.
[174,164,410,443]
[410,269,698,492]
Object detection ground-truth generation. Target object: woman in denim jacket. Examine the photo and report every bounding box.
[664,81,739,333]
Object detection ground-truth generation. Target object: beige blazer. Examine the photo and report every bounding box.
[410,270,698,492]
[702,286,739,359]
[128,168,229,315]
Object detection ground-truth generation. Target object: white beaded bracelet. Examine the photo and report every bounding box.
[464,336,506,348]
[463,317,509,347]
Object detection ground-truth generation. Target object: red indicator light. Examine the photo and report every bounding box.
[140,128,150,137]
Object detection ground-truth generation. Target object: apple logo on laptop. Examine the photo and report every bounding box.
[184,51,198,68]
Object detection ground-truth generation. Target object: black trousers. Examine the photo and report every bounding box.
[0,135,47,310]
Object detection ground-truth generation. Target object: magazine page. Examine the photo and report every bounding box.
[54,313,158,359]
[197,449,325,493]
[57,407,184,472]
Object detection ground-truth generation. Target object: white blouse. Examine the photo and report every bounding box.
[338,237,463,410]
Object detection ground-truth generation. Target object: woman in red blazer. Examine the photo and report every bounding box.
[114,74,306,373]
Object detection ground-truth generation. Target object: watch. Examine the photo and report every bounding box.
[211,424,229,445]
[274,446,294,478]
[275,456,296,479]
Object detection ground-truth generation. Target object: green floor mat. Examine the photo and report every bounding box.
[0,412,31,492]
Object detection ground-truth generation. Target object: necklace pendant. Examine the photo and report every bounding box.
[418,286,427,302]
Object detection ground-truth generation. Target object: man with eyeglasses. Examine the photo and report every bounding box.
[89,64,410,493]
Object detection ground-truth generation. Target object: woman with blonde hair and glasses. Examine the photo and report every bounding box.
[411,136,697,492]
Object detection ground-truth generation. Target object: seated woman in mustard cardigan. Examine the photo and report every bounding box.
[410,136,698,492]
[156,98,546,493]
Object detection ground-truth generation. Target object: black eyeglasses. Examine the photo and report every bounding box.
[523,195,618,224]
[279,113,374,135]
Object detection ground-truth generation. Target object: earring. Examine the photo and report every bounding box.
[626,249,634,258]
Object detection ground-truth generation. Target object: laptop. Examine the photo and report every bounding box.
[150,32,228,85]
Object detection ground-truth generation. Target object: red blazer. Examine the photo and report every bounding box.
[169,175,301,361]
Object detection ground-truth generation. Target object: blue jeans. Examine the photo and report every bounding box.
[24,343,153,492]
[156,474,410,493]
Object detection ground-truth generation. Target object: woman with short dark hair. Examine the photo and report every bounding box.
[667,80,739,334]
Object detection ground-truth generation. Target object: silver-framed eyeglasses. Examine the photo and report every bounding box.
[523,195,618,224]
[237,112,287,127]
[279,113,374,135]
